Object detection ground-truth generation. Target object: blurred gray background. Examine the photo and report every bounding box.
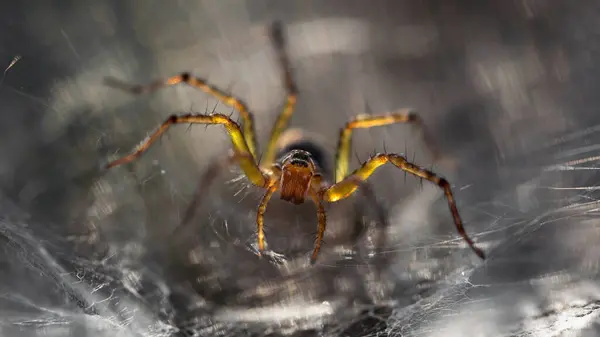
[1,1,600,336]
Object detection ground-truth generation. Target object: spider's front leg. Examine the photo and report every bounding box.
[256,167,281,255]
[105,113,268,188]
[309,174,388,264]
[322,153,486,259]
[309,187,327,264]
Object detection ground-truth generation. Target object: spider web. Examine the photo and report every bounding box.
[2,1,600,337]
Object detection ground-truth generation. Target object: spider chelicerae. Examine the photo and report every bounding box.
[103,21,485,264]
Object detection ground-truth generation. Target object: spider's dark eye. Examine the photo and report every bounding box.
[290,150,311,162]
[290,159,310,167]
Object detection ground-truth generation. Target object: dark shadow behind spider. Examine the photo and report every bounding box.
[103,21,485,264]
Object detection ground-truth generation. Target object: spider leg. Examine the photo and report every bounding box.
[334,109,439,183]
[105,113,268,188]
[309,188,327,264]
[313,174,389,262]
[321,153,485,259]
[104,74,259,159]
[261,21,299,168]
[168,151,249,241]
[256,172,280,255]
[179,151,253,227]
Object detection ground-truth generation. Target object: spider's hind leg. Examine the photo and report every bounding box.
[261,21,300,168]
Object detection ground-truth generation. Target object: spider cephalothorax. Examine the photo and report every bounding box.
[103,21,485,264]
[276,149,318,205]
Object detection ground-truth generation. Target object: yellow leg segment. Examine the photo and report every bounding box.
[261,21,299,168]
[104,73,259,159]
[105,113,267,188]
[334,109,438,183]
[322,153,485,259]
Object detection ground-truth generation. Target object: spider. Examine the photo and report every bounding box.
[103,21,485,264]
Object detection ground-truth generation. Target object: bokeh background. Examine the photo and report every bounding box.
[2,1,600,336]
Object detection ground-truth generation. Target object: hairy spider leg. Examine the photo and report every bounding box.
[309,174,389,264]
[309,188,327,264]
[261,21,299,168]
[105,113,267,188]
[321,153,485,259]
[104,73,260,159]
[256,169,281,254]
[334,109,440,183]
